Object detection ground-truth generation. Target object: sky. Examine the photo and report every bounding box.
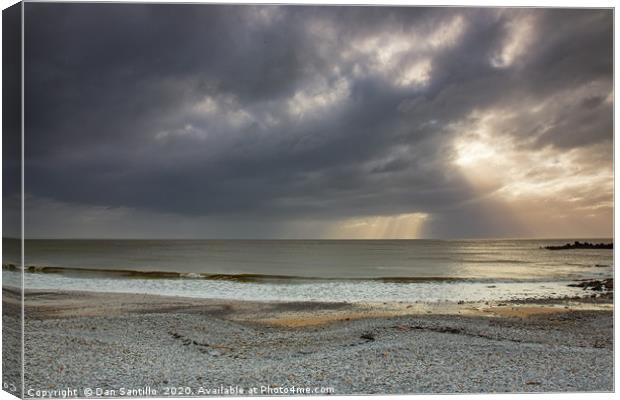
[16,4,613,239]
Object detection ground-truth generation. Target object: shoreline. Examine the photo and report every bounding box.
[4,288,613,394]
[6,287,613,325]
[5,268,612,305]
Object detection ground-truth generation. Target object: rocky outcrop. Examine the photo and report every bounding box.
[568,278,613,292]
[543,241,612,250]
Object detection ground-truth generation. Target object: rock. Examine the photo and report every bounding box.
[568,278,613,292]
[544,241,613,250]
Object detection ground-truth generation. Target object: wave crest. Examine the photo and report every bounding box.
[3,264,465,284]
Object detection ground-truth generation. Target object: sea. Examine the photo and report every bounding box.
[2,239,614,303]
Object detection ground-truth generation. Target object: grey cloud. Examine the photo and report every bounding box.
[22,4,613,238]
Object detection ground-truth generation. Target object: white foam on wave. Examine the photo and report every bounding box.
[4,270,595,303]
[179,272,203,279]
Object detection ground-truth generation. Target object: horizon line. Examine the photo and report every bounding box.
[3,236,614,241]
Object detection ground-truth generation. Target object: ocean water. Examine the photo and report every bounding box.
[2,239,614,303]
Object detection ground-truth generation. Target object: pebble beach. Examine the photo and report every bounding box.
[3,287,613,396]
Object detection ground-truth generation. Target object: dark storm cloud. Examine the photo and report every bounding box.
[3,3,22,237]
[23,4,613,238]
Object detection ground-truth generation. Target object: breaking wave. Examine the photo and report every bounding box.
[5,264,470,284]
